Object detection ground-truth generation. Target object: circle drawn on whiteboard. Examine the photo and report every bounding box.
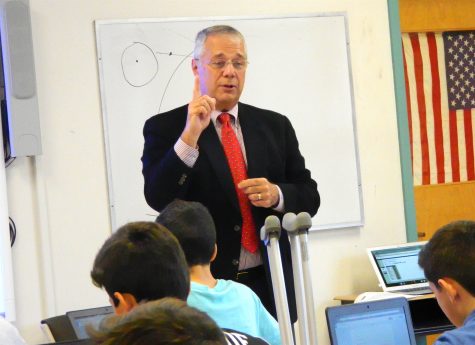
[121,42,158,87]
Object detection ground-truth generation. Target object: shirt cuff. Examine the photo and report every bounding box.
[272,185,285,212]
[174,138,199,168]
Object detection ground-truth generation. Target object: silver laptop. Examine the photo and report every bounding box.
[326,297,417,345]
[367,241,431,295]
[66,306,113,340]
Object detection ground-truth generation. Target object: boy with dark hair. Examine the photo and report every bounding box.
[89,297,226,345]
[91,221,189,313]
[91,221,269,345]
[418,220,475,344]
[157,200,281,345]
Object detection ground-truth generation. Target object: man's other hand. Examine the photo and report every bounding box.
[238,178,280,208]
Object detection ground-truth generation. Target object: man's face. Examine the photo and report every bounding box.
[193,34,247,111]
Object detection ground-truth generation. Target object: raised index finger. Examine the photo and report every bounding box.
[192,76,201,100]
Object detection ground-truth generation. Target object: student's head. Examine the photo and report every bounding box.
[192,25,247,111]
[91,221,190,314]
[156,200,216,267]
[418,220,475,326]
[89,297,226,345]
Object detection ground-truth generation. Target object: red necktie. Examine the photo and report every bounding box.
[218,113,259,253]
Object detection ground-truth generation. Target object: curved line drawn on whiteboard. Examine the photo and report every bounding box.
[121,42,159,87]
[157,50,193,113]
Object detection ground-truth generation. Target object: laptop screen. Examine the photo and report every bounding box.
[368,242,427,288]
[326,298,417,345]
[66,306,113,340]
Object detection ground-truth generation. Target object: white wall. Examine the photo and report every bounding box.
[6,1,407,344]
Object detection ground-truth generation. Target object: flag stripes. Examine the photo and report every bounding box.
[402,32,475,185]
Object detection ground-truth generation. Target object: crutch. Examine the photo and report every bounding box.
[282,212,318,345]
[260,215,295,345]
[283,212,309,345]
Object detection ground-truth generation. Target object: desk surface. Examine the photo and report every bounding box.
[334,293,454,336]
[334,293,435,303]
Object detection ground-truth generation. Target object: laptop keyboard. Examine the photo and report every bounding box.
[399,287,432,295]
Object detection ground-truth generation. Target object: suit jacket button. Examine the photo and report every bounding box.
[178,174,187,185]
[232,259,239,266]
[234,225,241,232]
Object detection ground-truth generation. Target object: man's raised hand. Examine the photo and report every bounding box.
[181,76,216,148]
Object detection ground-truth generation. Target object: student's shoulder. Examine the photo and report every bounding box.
[220,279,258,296]
[434,326,475,345]
[219,280,267,311]
[0,318,26,345]
[222,328,270,345]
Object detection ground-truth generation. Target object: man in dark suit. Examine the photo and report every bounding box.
[141,25,320,321]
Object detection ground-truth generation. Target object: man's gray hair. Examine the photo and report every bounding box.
[193,25,246,59]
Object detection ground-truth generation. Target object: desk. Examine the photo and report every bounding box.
[334,294,454,344]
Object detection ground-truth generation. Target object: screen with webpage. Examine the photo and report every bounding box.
[373,246,427,287]
[334,307,413,345]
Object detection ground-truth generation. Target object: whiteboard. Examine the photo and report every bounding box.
[95,14,364,231]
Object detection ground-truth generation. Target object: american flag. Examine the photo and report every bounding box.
[402,31,475,185]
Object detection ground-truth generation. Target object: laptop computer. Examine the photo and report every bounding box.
[326,297,417,345]
[367,241,431,295]
[66,306,114,340]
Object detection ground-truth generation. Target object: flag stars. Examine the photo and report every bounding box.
[444,31,475,110]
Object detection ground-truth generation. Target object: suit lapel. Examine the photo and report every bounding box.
[239,104,267,179]
[198,124,240,211]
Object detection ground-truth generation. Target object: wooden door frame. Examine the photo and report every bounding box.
[387,0,418,242]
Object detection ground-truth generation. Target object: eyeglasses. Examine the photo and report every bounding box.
[197,59,248,71]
